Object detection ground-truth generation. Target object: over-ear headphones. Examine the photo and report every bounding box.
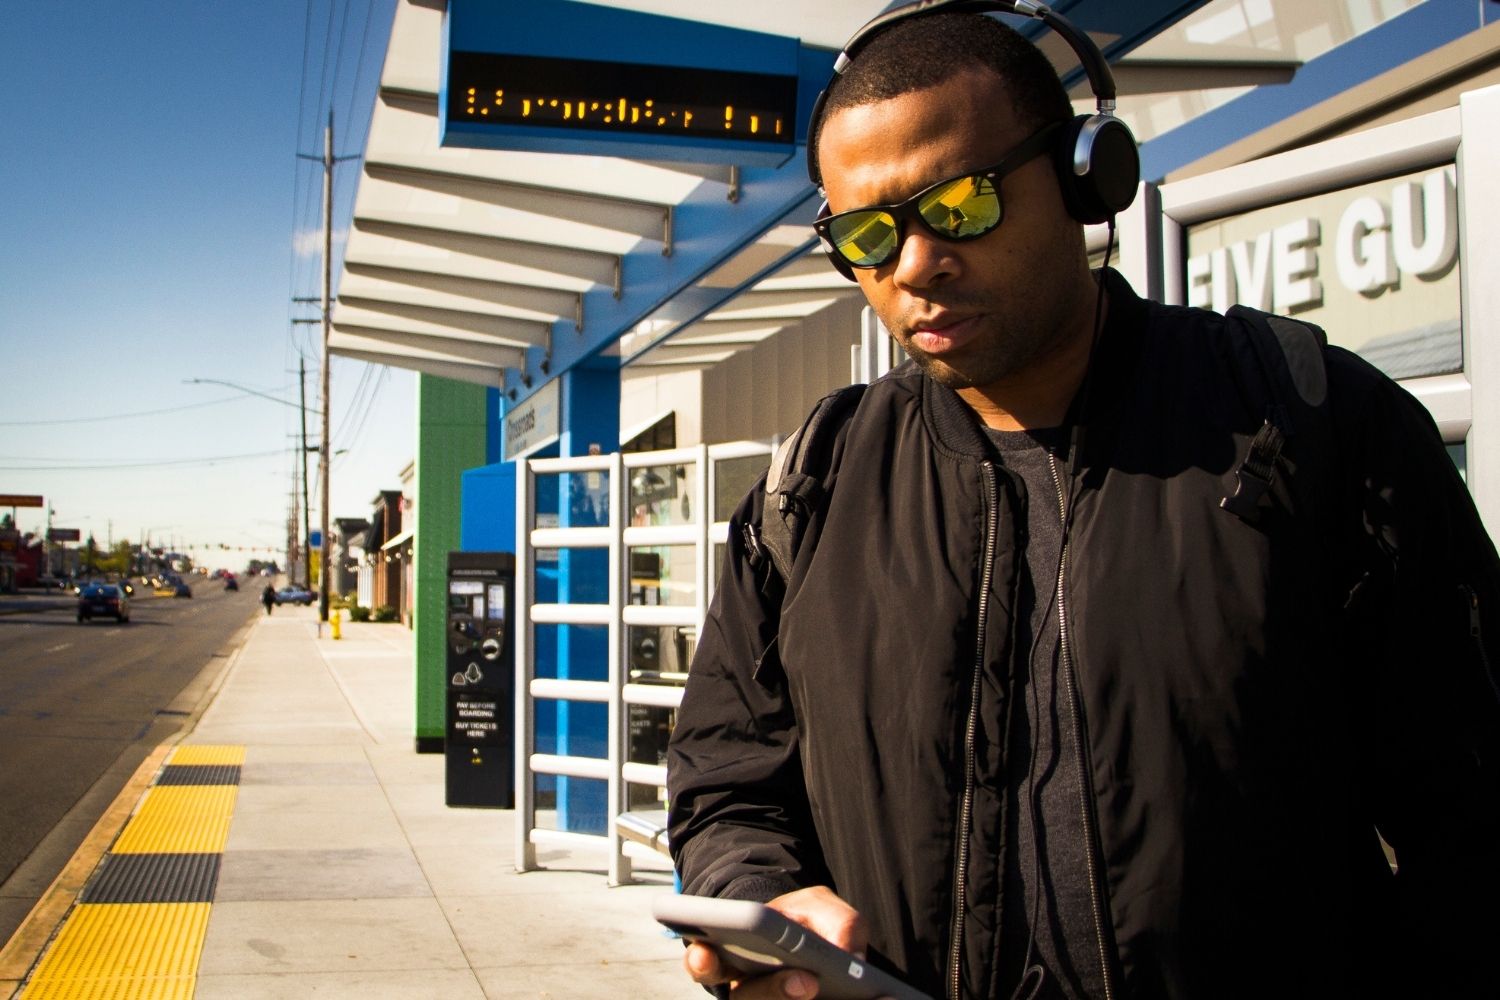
[809,0,1139,280]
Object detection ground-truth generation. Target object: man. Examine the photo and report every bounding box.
[666,10,1500,1000]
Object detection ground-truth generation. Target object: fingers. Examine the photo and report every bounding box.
[683,942,820,998]
[766,886,869,957]
[683,942,723,984]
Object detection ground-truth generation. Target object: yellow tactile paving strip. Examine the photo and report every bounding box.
[20,903,208,999]
[110,787,237,855]
[15,745,243,1000]
[165,745,244,767]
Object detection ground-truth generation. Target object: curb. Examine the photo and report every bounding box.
[0,614,256,997]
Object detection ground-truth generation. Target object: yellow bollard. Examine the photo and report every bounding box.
[331,606,342,640]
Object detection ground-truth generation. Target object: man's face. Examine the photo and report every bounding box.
[817,67,1088,393]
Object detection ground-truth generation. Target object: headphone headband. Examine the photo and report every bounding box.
[808,0,1121,186]
[835,1,1115,105]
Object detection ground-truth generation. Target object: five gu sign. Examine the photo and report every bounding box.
[1186,166,1458,316]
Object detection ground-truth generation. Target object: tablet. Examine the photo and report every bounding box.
[653,895,932,1000]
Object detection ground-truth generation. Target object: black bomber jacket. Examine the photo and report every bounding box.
[666,272,1500,999]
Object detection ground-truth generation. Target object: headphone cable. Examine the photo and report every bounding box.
[1006,220,1115,1000]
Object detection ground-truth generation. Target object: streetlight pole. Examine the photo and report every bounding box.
[183,378,309,412]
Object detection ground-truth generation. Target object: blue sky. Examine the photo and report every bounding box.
[0,0,412,565]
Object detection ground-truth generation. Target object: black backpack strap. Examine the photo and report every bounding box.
[755,384,867,584]
[1220,307,1329,524]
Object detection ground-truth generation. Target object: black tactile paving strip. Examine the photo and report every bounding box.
[80,853,222,904]
[155,764,242,786]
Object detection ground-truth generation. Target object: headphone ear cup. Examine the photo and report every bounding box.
[1052,114,1140,224]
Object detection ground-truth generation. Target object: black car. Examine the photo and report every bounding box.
[224,576,239,592]
[78,584,130,623]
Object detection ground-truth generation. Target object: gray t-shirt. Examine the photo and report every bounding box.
[984,425,1105,1000]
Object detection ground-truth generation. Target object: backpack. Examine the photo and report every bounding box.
[748,306,1330,586]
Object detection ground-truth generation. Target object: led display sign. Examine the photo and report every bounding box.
[448,52,797,148]
[440,0,821,165]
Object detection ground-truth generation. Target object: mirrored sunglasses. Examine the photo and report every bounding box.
[815,121,1062,270]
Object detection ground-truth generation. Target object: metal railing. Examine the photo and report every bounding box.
[515,441,772,884]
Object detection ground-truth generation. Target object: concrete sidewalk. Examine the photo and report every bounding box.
[7,605,698,999]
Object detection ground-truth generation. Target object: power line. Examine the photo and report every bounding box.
[332,359,374,442]
[342,0,378,146]
[314,0,338,147]
[328,0,355,118]
[334,365,389,469]
[1,449,287,472]
[0,394,279,426]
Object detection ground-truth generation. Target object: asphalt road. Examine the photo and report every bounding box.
[0,577,260,945]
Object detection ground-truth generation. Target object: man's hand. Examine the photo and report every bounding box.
[682,886,868,998]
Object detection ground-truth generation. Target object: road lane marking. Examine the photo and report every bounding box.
[45,643,73,654]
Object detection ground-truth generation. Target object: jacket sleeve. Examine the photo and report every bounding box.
[666,482,831,902]
[1332,348,1500,988]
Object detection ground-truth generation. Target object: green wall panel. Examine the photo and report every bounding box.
[414,374,489,746]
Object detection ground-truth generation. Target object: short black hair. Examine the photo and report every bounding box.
[809,12,1074,184]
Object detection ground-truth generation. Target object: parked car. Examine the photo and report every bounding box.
[78,584,129,623]
[275,586,315,605]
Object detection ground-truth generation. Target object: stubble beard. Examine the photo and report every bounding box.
[891,309,1075,392]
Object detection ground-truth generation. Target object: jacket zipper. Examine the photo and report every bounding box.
[1461,584,1500,702]
[949,462,999,1000]
[1047,453,1117,1000]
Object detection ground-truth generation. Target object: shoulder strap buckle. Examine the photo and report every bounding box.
[1220,418,1285,523]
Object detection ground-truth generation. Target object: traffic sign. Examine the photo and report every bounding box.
[47,528,81,542]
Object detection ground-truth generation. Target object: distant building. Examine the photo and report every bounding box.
[332,517,369,599]
[365,490,407,615]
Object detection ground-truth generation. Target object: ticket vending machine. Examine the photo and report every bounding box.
[445,551,515,808]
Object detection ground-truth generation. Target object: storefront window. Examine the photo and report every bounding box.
[1184,164,1461,380]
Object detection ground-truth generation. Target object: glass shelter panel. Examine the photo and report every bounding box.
[627,544,696,608]
[627,623,696,684]
[532,470,612,530]
[714,454,769,523]
[629,462,699,528]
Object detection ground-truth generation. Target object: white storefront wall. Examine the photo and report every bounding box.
[1157,83,1500,534]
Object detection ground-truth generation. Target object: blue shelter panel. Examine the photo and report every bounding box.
[486,387,502,465]
[547,366,620,834]
[460,462,515,554]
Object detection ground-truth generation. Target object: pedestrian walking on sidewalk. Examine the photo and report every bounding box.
[261,583,275,616]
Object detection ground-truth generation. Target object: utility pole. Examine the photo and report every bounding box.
[300,355,312,590]
[289,443,300,582]
[298,109,356,624]
[319,110,334,623]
